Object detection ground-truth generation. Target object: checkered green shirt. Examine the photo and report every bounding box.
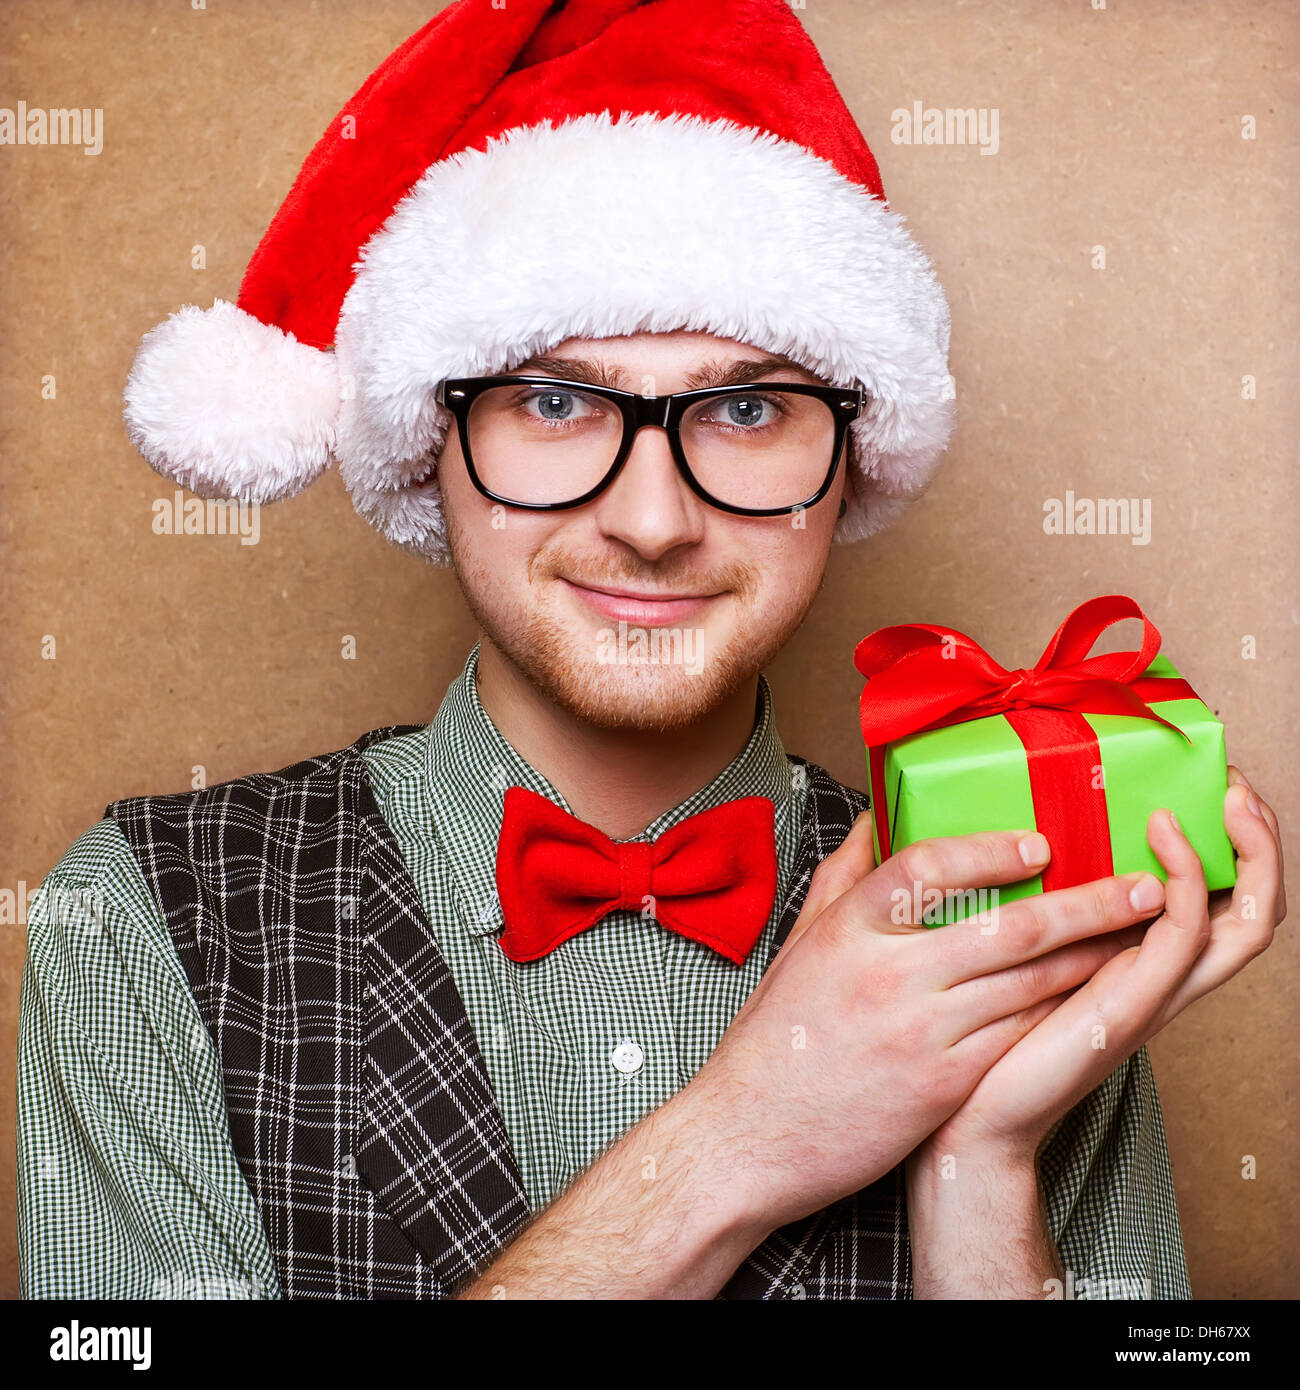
[18,641,1191,1299]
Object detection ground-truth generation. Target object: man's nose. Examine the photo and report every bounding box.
[589,425,707,560]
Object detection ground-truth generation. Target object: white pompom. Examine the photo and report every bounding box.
[123,299,340,501]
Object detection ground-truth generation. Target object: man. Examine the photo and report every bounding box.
[18,0,1283,1300]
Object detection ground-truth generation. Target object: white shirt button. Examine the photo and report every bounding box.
[610,1040,645,1076]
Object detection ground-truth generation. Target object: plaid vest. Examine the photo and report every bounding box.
[107,726,911,1300]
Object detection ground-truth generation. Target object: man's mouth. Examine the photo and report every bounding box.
[559,576,722,626]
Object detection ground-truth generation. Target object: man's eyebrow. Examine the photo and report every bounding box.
[513,355,626,387]
[510,352,827,391]
[682,355,826,389]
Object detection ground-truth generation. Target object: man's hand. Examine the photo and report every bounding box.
[459,773,1283,1299]
[911,764,1284,1168]
[904,765,1284,1299]
[686,814,1167,1236]
[458,814,1162,1296]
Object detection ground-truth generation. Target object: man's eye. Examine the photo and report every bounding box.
[520,388,601,421]
[697,392,789,428]
[724,395,770,426]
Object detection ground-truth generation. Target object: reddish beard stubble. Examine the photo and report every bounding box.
[445,515,821,733]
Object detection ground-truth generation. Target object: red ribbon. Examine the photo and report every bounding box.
[854,595,1197,892]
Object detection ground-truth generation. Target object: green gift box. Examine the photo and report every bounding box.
[854,597,1237,926]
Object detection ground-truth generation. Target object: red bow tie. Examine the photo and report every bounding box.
[494,786,778,965]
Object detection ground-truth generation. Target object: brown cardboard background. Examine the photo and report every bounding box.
[1,0,1296,1300]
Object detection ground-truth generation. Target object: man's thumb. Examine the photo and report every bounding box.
[781,808,877,952]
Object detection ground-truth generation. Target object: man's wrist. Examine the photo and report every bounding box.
[648,1079,779,1280]
[906,1137,1062,1300]
[456,1077,773,1299]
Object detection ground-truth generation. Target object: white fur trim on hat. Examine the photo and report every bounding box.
[333,111,955,565]
[123,298,340,502]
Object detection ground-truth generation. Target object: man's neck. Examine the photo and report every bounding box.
[473,637,761,841]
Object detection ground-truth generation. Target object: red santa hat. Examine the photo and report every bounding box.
[123,0,955,563]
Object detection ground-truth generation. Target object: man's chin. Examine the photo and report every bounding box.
[509,616,748,733]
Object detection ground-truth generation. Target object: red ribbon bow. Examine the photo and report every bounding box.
[854,594,1197,890]
[495,786,778,965]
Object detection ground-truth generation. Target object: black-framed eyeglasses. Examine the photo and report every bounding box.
[434,375,866,517]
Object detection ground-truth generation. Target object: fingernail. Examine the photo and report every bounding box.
[1247,790,1264,819]
[1168,809,1180,832]
[1129,873,1164,912]
[1018,832,1050,866]
[1227,766,1244,786]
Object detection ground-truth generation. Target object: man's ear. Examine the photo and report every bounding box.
[836,453,854,519]
[841,437,857,504]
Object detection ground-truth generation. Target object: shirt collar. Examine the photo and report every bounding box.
[425,639,793,938]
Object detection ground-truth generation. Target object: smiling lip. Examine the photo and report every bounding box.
[561,577,720,625]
